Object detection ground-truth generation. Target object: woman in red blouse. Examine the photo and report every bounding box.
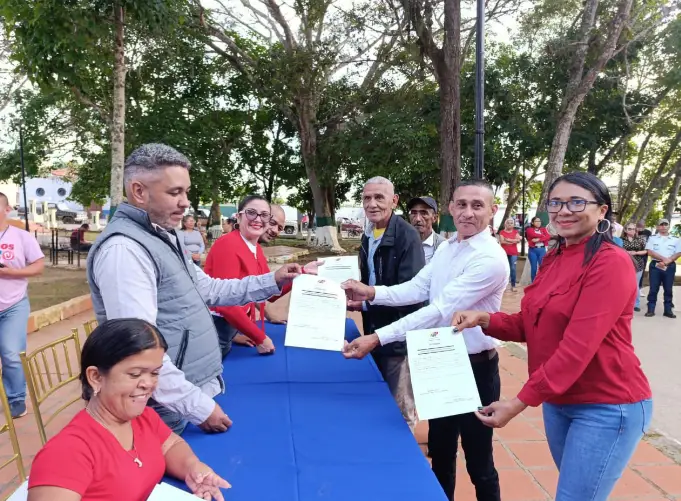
[205,195,318,358]
[498,218,521,291]
[453,172,652,501]
[28,319,229,501]
[525,216,551,282]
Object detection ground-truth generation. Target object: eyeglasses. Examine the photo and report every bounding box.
[546,199,600,213]
[240,209,271,222]
[268,218,284,232]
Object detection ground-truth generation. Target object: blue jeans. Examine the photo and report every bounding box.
[635,270,643,309]
[528,247,546,282]
[213,316,238,359]
[149,398,188,435]
[507,255,518,287]
[543,399,653,501]
[0,297,30,404]
[647,261,676,312]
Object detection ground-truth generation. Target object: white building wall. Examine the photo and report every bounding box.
[0,180,20,206]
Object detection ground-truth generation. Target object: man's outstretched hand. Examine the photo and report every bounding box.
[342,334,380,360]
[199,403,233,433]
[274,263,303,287]
[341,279,375,302]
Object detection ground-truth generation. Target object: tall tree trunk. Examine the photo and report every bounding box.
[500,170,520,226]
[296,102,343,251]
[664,169,681,221]
[630,130,681,222]
[594,86,671,175]
[436,0,462,217]
[587,147,597,174]
[210,181,221,227]
[109,3,126,216]
[538,0,634,207]
[621,130,653,219]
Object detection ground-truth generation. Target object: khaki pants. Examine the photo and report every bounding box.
[373,354,418,432]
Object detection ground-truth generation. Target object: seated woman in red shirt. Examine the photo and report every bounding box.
[205,195,318,358]
[452,172,652,501]
[28,318,229,501]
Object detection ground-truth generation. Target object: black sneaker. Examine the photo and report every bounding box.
[634,307,641,312]
[10,401,27,419]
[663,311,677,319]
[645,311,655,317]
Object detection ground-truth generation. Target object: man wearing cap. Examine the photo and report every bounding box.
[407,196,446,264]
[645,218,681,319]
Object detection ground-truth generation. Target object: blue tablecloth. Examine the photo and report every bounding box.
[222,319,384,385]
[169,320,446,501]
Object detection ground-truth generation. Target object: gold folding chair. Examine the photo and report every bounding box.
[0,370,26,484]
[83,319,98,338]
[20,331,82,445]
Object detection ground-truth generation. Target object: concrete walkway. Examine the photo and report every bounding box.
[2,294,681,500]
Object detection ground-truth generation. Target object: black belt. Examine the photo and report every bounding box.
[469,348,497,364]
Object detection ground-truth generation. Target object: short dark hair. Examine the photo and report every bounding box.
[181,214,195,230]
[238,194,269,213]
[451,180,495,201]
[0,192,8,206]
[124,143,191,186]
[80,318,167,401]
[548,171,613,265]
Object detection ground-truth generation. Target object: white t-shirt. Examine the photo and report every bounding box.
[240,233,258,258]
[422,232,436,264]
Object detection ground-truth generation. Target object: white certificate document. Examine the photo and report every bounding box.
[317,256,360,283]
[148,482,200,500]
[285,274,347,351]
[407,327,481,420]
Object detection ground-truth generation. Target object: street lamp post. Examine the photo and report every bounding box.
[473,0,485,180]
[521,161,526,257]
[18,122,29,232]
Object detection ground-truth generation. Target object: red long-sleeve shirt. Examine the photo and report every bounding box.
[486,240,651,407]
[204,231,290,344]
[525,226,551,248]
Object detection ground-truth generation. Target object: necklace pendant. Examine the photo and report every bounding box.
[134,458,143,468]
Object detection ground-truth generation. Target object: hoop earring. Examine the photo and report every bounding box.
[596,219,611,234]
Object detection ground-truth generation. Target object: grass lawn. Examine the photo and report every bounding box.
[27,267,90,311]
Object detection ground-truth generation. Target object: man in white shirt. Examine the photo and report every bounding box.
[645,218,681,318]
[407,196,446,264]
[342,180,509,501]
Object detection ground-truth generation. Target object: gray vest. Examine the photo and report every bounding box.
[86,203,222,388]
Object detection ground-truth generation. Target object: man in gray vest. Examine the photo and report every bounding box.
[87,143,303,434]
